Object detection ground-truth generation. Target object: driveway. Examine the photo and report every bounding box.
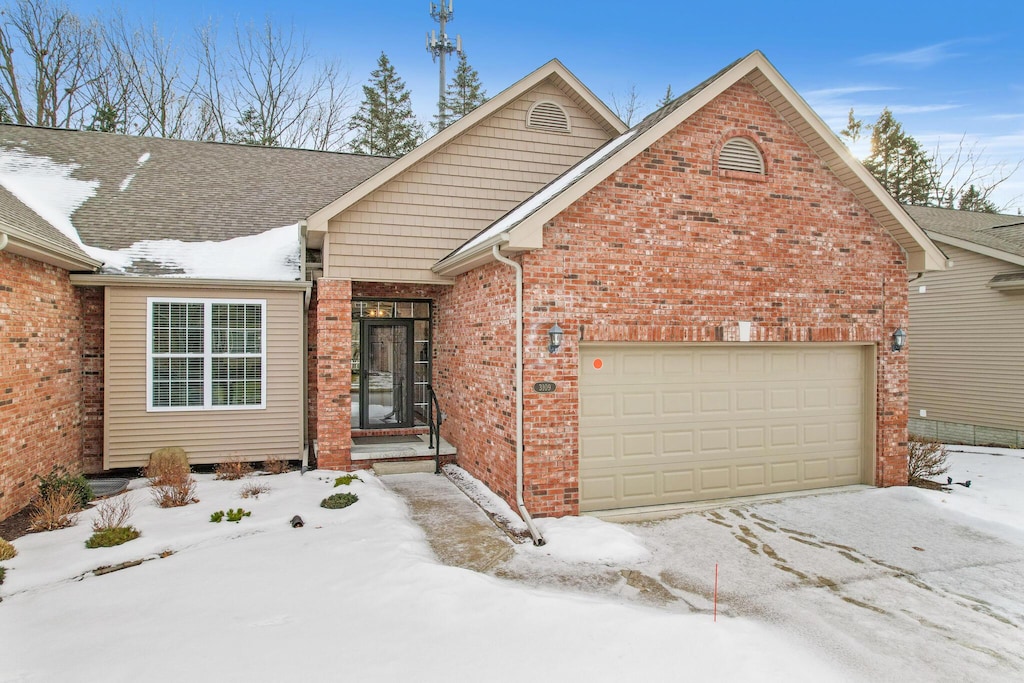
[387,474,1024,682]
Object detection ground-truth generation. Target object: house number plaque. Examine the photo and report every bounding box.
[533,381,557,393]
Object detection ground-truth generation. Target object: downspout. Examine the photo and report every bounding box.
[492,243,546,546]
[299,220,310,472]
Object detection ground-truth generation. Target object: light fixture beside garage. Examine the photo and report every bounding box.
[891,327,907,352]
[548,322,564,354]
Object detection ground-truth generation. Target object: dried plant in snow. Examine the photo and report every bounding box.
[92,495,134,532]
[262,457,290,475]
[30,489,81,531]
[908,438,950,486]
[238,482,271,499]
[150,467,198,508]
[214,457,253,481]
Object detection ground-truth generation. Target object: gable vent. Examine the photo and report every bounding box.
[527,101,571,133]
[719,137,765,174]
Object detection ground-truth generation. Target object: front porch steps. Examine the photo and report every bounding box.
[350,433,456,463]
[372,460,437,475]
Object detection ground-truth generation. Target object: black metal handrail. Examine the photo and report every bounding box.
[427,384,444,474]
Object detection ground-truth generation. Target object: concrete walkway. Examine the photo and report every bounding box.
[383,473,514,573]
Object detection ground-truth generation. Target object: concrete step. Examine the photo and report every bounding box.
[373,460,437,475]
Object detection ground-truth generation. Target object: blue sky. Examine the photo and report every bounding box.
[74,1,1024,211]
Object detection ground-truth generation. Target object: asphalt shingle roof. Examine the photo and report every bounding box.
[902,204,1024,260]
[0,124,394,273]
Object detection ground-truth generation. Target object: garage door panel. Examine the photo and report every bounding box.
[580,344,872,511]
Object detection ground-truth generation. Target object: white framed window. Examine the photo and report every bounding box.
[147,298,267,411]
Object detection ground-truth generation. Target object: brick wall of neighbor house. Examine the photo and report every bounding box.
[443,80,910,517]
[0,251,85,520]
[80,286,104,473]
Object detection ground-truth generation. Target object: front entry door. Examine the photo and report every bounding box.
[360,320,414,428]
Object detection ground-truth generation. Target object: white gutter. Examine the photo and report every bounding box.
[0,231,8,251]
[492,243,546,546]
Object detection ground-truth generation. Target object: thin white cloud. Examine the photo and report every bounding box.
[857,41,964,68]
[804,85,899,99]
[888,103,963,115]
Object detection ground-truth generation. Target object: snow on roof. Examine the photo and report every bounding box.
[0,145,300,280]
[445,127,641,261]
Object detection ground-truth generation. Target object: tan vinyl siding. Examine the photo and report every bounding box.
[104,286,305,468]
[326,80,613,283]
[909,244,1024,431]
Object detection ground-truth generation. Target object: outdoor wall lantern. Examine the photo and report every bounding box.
[891,327,907,352]
[548,322,564,354]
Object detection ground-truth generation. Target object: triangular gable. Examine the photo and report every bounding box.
[305,59,627,235]
[434,51,948,277]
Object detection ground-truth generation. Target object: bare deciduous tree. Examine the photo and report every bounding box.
[0,0,100,128]
[609,83,644,126]
[928,135,1022,213]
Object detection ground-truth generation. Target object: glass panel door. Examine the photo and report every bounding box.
[361,321,413,428]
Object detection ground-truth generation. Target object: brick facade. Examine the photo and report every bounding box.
[80,286,104,473]
[0,251,85,520]
[441,80,911,517]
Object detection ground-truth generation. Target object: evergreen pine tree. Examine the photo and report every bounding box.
[434,52,487,130]
[86,103,120,133]
[349,52,421,156]
[658,85,674,108]
[863,108,932,205]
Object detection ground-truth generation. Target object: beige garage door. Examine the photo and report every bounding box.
[579,344,873,512]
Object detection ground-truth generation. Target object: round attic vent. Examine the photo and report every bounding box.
[719,137,765,174]
[527,100,571,133]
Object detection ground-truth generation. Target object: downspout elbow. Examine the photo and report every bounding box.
[492,244,546,546]
[0,232,8,251]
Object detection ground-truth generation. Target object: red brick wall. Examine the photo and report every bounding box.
[315,278,353,469]
[80,286,104,473]
[444,80,911,517]
[0,251,85,520]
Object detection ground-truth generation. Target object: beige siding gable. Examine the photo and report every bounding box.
[326,79,615,284]
[909,244,1024,430]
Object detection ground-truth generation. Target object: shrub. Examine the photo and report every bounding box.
[263,458,291,475]
[210,510,225,523]
[93,495,134,532]
[0,537,17,561]
[36,466,92,510]
[239,482,271,499]
[0,566,5,585]
[30,489,81,531]
[333,474,361,487]
[226,508,251,522]
[150,467,198,508]
[147,447,190,482]
[215,457,253,481]
[85,526,140,548]
[321,492,359,509]
[908,438,950,485]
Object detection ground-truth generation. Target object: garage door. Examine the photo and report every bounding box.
[579,344,873,512]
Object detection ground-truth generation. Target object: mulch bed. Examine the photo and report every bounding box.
[0,506,34,541]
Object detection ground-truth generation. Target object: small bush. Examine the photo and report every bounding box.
[210,510,225,523]
[150,467,198,508]
[215,457,253,481]
[333,474,361,487]
[36,466,92,510]
[93,495,134,532]
[908,438,950,485]
[147,447,190,482]
[0,566,6,585]
[226,508,251,522]
[263,458,291,475]
[30,489,81,531]
[0,537,17,561]
[321,492,359,509]
[239,482,271,499]
[85,526,140,548]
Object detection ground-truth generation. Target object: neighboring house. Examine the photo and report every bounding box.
[1,51,945,527]
[904,205,1024,448]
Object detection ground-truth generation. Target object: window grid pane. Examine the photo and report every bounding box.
[210,303,263,407]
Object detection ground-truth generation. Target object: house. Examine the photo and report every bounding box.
[1,51,945,530]
[904,205,1024,448]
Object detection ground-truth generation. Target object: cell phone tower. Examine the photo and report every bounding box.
[426,1,462,129]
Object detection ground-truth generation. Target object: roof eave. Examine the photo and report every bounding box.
[927,231,1024,268]
[307,59,627,233]
[1,226,102,271]
[432,233,513,278]
[69,274,312,290]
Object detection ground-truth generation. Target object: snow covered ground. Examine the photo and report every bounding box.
[2,447,1023,682]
